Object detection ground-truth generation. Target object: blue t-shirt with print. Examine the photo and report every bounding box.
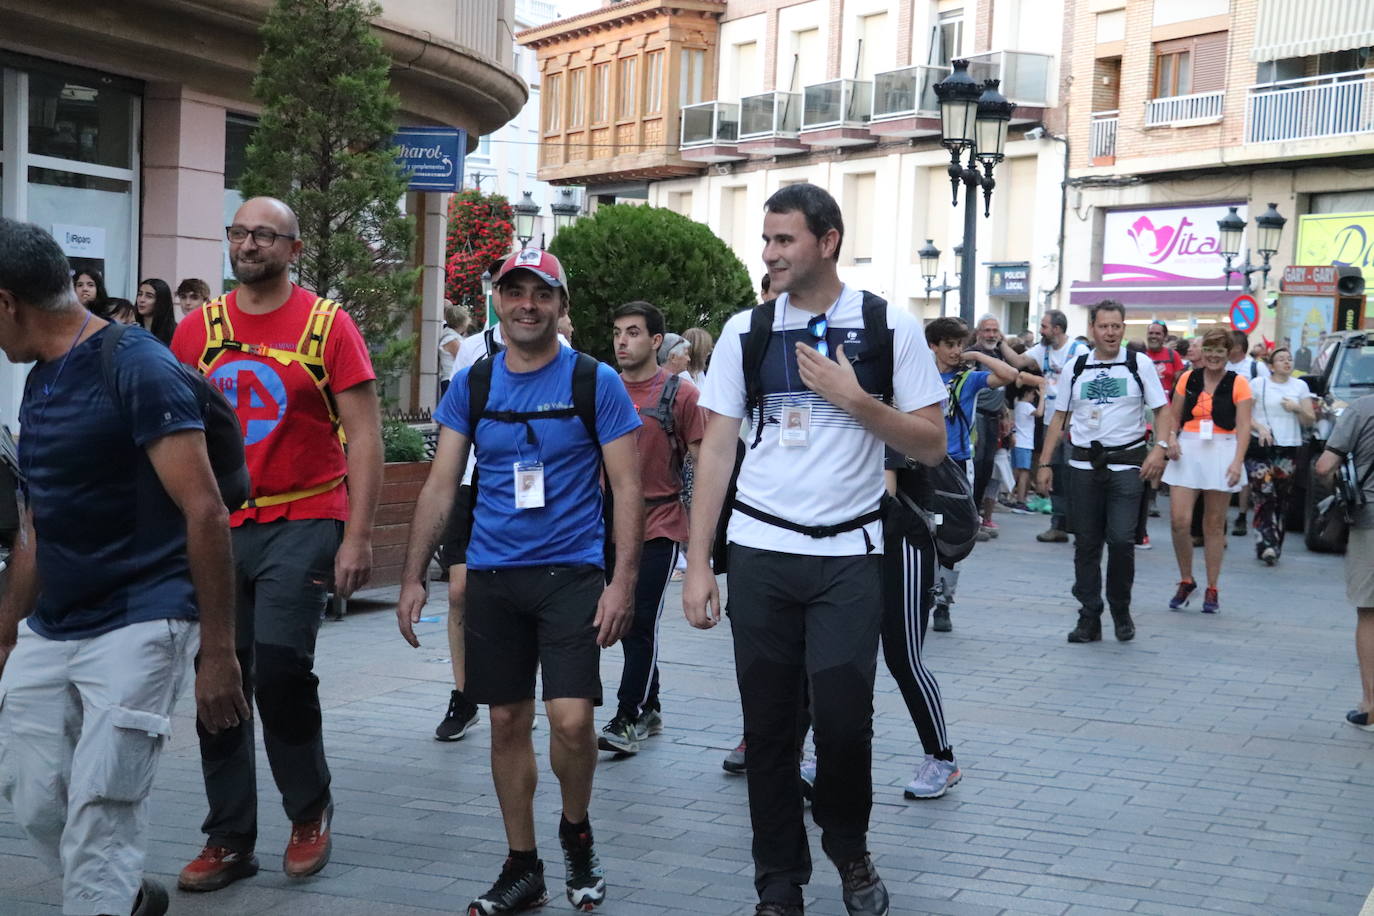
[20,325,205,640]
[435,346,641,570]
[941,369,992,461]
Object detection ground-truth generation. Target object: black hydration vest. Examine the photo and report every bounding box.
[1181,368,1238,431]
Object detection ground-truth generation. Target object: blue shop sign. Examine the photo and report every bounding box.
[394,126,466,192]
[988,263,1030,297]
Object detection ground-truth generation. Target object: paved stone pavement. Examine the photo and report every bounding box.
[4,503,1374,915]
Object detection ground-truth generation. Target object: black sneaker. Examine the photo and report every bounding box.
[467,857,548,915]
[1231,515,1247,536]
[756,904,805,915]
[837,854,889,915]
[560,824,606,911]
[597,711,640,754]
[132,878,169,916]
[1066,614,1102,643]
[436,689,479,742]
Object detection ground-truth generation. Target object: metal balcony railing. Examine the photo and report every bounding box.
[1245,69,1374,143]
[680,101,740,148]
[740,91,802,139]
[802,79,873,130]
[964,50,1053,107]
[1145,90,1224,126]
[1090,111,1118,159]
[871,65,949,120]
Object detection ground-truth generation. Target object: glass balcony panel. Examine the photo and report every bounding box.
[802,79,872,129]
[680,101,740,147]
[740,92,802,138]
[963,50,1053,107]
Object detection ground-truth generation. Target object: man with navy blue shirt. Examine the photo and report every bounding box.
[398,248,642,915]
[0,219,247,916]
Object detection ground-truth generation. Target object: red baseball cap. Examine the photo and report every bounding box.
[492,247,571,299]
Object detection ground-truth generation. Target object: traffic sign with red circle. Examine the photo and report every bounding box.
[1229,294,1259,334]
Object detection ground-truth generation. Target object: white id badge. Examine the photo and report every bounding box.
[779,404,812,447]
[1084,407,1102,431]
[513,461,545,509]
[1199,419,1214,441]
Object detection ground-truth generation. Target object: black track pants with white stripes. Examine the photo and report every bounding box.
[879,519,951,758]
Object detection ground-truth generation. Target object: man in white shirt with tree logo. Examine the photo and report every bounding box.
[1036,301,1172,643]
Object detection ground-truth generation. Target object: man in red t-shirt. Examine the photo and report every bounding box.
[599,301,704,754]
[1146,320,1185,402]
[170,197,382,892]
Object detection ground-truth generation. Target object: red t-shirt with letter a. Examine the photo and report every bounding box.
[171,284,376,526]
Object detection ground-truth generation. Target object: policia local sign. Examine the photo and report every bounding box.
[394,127,466,192]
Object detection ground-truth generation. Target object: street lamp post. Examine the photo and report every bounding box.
[550,188,580,238]
[481,266,495,329]
[933,60,1014,324]
[513,190,540,248]
[1218,202,1287,291]
[918,239,962,314]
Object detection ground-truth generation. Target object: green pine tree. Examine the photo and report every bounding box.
[1083,375,1117,405]
[547,205,756,364]
[239,0,419,387]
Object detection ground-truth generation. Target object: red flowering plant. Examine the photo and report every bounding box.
[445,190,514,328]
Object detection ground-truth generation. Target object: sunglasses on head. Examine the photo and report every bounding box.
[807,313,829,358]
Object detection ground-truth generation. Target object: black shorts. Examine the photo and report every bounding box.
[438,484,474,568]
[464,564,604,706]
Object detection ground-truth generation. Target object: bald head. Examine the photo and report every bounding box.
[235,196,299,238]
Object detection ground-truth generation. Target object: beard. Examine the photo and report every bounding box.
[231,253,288,285]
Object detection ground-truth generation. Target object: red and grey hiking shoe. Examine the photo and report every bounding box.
[283,803,333,878]
[177,846,260,892]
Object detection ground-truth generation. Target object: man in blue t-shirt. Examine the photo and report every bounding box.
[398,248,642,914]
[0,219,247,916]
[925,316,1027,632]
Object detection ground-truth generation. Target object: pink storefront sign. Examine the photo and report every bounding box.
[1101,202,1247,284]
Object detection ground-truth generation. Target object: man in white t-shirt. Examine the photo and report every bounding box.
[1035,301,1172,643]
[683,183,946,916]
[1026,310,1090,542]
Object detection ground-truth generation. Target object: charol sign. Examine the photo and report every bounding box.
[1102,203,1245,283]
[393,126,466,192]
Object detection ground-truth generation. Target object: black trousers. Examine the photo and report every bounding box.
[615,537,679,717]
[727,545,882,907]
[1067,466,1143,616]
[198,518,339,852]
[880,509,949,757]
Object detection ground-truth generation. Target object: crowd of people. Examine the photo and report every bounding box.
[0,180,1370,916]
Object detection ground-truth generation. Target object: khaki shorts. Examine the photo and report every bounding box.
[1346,526,1374,608]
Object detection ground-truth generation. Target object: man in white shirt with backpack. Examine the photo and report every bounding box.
[1036,301,1172,644]
[683,183,946,916]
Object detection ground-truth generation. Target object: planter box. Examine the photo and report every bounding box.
[370,460,431,588]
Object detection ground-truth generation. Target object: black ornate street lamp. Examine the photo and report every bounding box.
[934,59,1013,323]
[1218,202,1286,291]
[513,191,540,248]
[550,188,580,237]
[919,239,961,313]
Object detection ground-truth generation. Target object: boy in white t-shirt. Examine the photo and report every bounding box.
[1035,301,1173,644]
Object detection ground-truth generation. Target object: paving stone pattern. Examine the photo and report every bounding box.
[3,505,1373,914]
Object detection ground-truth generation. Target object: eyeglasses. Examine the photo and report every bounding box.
[1201,347,1228,357]
[807,313,829,358]
[226,226,297,246]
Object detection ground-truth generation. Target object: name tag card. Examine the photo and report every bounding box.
[514,461,545,509]
[780,405,811,448]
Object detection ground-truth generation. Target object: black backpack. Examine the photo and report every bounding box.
[637,372,684,507]
[101,323,249,511]
[713,293,978,570]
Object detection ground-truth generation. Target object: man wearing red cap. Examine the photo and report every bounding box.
[399,248,644,914]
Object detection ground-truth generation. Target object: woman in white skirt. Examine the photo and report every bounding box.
[1162,327,1253,613]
